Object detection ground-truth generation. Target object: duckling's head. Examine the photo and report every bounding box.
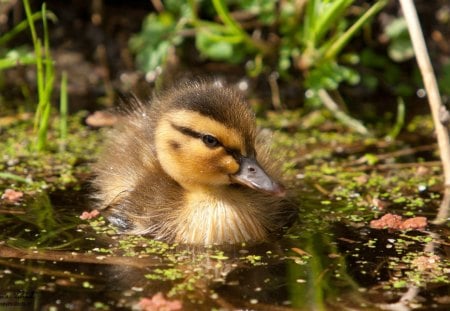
[153,82,284,196]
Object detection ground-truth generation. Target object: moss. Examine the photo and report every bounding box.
[145,268,184,281]
[0,111,102,193]
[1,108,448,308]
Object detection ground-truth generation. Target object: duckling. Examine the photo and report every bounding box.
[92,81,291,245]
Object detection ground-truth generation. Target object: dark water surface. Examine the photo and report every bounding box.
[0,184,448,311]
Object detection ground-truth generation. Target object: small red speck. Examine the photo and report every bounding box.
[86,111,117,127]
[137,292,182,311]
[370,213,427,230]
[1,189,24,203]
[79,209,100,220]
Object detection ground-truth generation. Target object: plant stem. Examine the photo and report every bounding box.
[23,0,55,151]
[36,72,55,151]
[0,11,54,46]
[60,71,68,145]
[211,0,270,54]
[324,0,387,61]
[0,245,162,269]
[314,0,354,45]
[22,0,38,45]
[0,172,32,184]
[387,97,405,139]
[211,0,249,39]
[399,0,450,224]
[317,89,369,135]
[33,39,44,132]
[0,54,36,70]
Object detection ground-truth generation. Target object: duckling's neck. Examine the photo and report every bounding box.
[174,187,268,245]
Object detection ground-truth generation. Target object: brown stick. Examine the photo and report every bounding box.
[0,258,93,280]
[318,89,370,135]
[399,0,450,223]
[268,72,283,110]
[0,245,163,269]
[348,144,437,166]
[345,160,442,172]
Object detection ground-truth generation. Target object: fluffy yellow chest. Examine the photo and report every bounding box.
[174,190,267,245]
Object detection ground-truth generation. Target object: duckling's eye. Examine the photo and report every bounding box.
[202,135,219,148]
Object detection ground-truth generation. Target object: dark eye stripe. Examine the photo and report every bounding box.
[171,123,202,139]
[225,148,241,160]
[171,123,242,156]
[171,123,222,147]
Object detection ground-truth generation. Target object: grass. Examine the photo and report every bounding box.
[23,0,56,152]
[0,112,101,193]
[59,71,68,149]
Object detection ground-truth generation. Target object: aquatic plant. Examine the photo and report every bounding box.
[130,0,388,134]
[59,71,68,149]
[0,6,55,70]
[23,0,55,151]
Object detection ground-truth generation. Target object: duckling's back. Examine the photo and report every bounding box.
[92,82,293,244]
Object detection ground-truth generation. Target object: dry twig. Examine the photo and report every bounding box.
[399,0,450,224]
[318,89,370,135]
[0,244,162,269]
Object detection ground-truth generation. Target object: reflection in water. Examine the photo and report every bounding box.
[0,187,448,310]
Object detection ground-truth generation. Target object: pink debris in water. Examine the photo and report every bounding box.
[400,216,428,230]
[1,189,24,203]
[86,111,117,127]
[370,213,427,230]
[137,292,182,311]
[79,209,100,220]
[371,198,389,210]
[412,254,441,271]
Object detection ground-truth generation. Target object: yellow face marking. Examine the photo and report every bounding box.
[166,110,247,156]
[154,110,252,190]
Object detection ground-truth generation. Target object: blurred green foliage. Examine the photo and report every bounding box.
[384,17,414,62]
[130,0,388,102]
[23,0,56,151]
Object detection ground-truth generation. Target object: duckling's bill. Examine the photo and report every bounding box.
[230,157,286,197]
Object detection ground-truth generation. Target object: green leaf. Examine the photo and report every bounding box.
[196,30,245,63]
[240,0,276,25]
[438,62,450,95]
[385,17,414,62]
[388,37,414,62]
[385,17,408,38]
[129,13,180,73]
[306,62,360,91]
[313,0,354,44]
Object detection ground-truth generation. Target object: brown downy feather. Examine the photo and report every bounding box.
[92,81,292,245]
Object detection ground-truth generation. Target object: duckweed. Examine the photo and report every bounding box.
[0,112,102,193]
[145,268,184,281]
[1,108,448,309]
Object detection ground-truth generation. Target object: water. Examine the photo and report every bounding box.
[0,184,448,310]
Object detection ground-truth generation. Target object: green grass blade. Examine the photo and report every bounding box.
[387,97,405,139]
[36,73,55,151]
[0,54,36,70]
[23,1,56,151]
[42,4,49,55]
[0,172,32,184]
[0,10,57,46]
[211,0,244,36]
[59,71,68,144]
[42,3,54,91]
[324,0,387,61]
[0,12,41,46]
[210,0,266,52]
[314,0,354,44]
[303,0,318,46]
[32,39,45,132]
[22,0,38,45]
